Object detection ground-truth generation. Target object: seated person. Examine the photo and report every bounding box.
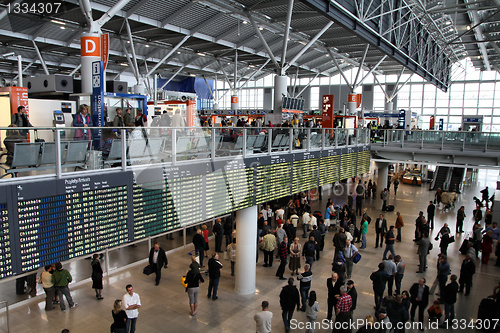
[427,300,442,323]
[3,124,26,166]
[99,128,118,160]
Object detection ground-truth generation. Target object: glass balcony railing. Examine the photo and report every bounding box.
[0,126,370,180]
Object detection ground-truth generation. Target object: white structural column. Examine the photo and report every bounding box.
[81,32,101,94]
[385,101,393,111]
[273,75,288,123]
[376,162,389,192]
[235,205,257,295]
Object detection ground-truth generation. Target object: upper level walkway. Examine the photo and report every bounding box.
[371,129,500,167]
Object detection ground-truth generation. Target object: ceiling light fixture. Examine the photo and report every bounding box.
[197,52,206,56]
[51,19,65,25]
[242,20,248,24]
[145,45,150,48]
[466,25,471,30]
[258,27,264,31]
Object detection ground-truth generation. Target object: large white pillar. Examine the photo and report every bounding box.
[231,95,239,111]
[385,101,393,111]
[235,205,257,295]
[376,161,389,191]
[270,75,288,124]
[80,32,101,94]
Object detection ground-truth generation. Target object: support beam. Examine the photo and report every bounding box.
[373,74,390,101]
[327,48,350,86]
[355,55,386,89]
[248,14,280,69]
[237,59,270,92]
[120,39,140,82]
[126,0,151,17]
[390,73,414,101]
[146,36,190,77]
[283,21,333,71]
[280,0,294,76]
[32,41,49,75]
[203,76,215,99]
[161,2,196,27]
[125,18,141,81]
[95,0,133,29]
[352,44,369,90]
[296,72,319,97]
[13,61,34,80]
[216,58,234,90]
[69,64,81,76]
[159,66,184,90]
[191,13,225,35]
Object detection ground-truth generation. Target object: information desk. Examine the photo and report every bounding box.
[1,146,370,278]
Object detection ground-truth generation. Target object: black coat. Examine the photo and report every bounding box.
[327,278,342,299]
[375,218,388,233]
[409,283,429,306]
[279,285,300,311]
[193,233,206,251]
[213,222,223,238]
[347,286,358,311]
[442,281,459,304]
[149,247,168,268]
[459,259,475,281]
[207,258,223,279]
[370,269,390,294]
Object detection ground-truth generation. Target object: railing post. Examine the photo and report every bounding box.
[441,131,445,150]
[484,133,488,152]
[211,127,216,160]
[183,227,187,247]
[306,128,311,151]
[121,129,127,171]
[401,129,404,148]
[0,300,9,333]
[355,129,359,147]
[321,128,325,149]
[242,128,247,158]
[462,132,466,151]
[55,129,62,179]
[335,128,338,148]
[420,131,424,149]
[289,128,293,152]
[172,129,177,166]
[268,128,272,154]
[147,236,152,253]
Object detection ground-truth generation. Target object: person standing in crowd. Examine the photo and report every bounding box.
[305,290,319,333]
[456,206,466,233]
[223,219,233,248]
[262,229,276,267]
[383,254,397,296]
[193,228,206,267]
[52,262,77,311]
[482,230,494,264]
[439,229,452,255]
[279,277,300,333]
[414,211,424,242]
[386,294,408,333]
[207,252,223,300]
[394,255,406,296]
[122,284,141,333]
[39,265,55,311]
[383,226,396,260]
[289,237,301,275]
[302,209,311,238]
[226,238,236,276]
[213,219,224,253]
[441,274,459,325]
[134,109,147,127]
[91,254,103,299]
[346,280,358,318]
[113,108,124,128]
[427,201,436,230]
[381,188,389,211]
[416,233,431,273]
[481,186,489,208]
[435,223,451,241]
[170,108,184,127]
[297,263,313,311]
[254,301,273,333]
[343,239,359,279]
[393,178,399,196]
[335,285,353,332]
[326,272,342,321]
[409,278,429,328]
[276,223,287,259]
[395,212,404,242]
[371,262,390,310]
[148,242,168,286]
[11,105,33,138]
[276,236,289,280]
[110,299,127,333]
[186,259,205,315]
[436,255,451,297]
[375,214,388,248]
[459,254,475,296]
[73,104,92,141]
[201,224,210,258]
[360,216,368,249]
[309,225,321,260]
[302,236,317,268]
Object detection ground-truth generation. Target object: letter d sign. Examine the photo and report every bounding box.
[81,36,101,57]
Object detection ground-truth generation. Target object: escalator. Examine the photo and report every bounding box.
[448,168,465,193]
[431,166,450,190]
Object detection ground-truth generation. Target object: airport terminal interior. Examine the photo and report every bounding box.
[0,0,499,332]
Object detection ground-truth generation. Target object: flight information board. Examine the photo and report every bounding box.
[357,150,371,175]
[292,152,320,193]
[2,146,370,278]
[319,151,340,186]
[0,203,12,279]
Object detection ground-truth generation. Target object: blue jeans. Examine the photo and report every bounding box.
[126,317,137,333]
[395,274,404,295]
[56,285,75,310]
[383,244,395,260]
[282,309,295,330]
[361,234,367,248]
[208,278,219,299]
[305,256,314,269]
[300,286,310,310]
[444,303,455,321]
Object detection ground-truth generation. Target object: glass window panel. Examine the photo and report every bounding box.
[449,98,463,107]
[464,82,479,92]
[478,99,493,108]
[466,68,481,81]
[449,108,462,115]
[494,98,500,108]
[436,89,448,100]
[463,99,477,108]
[422,108,435,115]
[449,116,461,123]
[478,109,492,115]
[436,108,448,115]
[492,117,500,124]
[482,71,496,81]
[263,74,273,86]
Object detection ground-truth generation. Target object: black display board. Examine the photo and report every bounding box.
[1,146,370,278]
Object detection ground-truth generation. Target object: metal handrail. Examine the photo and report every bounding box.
[0,300,9,333]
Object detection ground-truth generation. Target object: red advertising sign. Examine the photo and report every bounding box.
[100,33,109,71]
[322,94,334,129]
[357,93,362,108]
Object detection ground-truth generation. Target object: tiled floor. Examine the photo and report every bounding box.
[1,168,498,333]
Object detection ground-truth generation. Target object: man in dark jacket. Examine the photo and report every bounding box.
[213,219,224,252]
[459,254,475,296]
[410,278,430,327]
[276,237,289,280]
[427,201,436,229]
[193,229,206,267]
[309,225,322,260]
[207,253,223,300]
[346,280,357,318]
[375,214,388,248]
[279,277,300,332]
[149,242,168,286]
[370,262,390,310]
[333,228,347,257]
[297,264,313,311]
[387,294,409,333]
[442,274,459,323]
[326,272,342,320]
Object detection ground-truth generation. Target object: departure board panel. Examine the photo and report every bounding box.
[256,156,292,204]
[319,153,340,186]
[357,150,371,175]
[0,203,12,279]
[292,153,319,193]
[340,152,357,180]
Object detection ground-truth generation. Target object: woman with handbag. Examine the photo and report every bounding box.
[289,237,302,275]
[91,254,103,300]
[186,257,205,316]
